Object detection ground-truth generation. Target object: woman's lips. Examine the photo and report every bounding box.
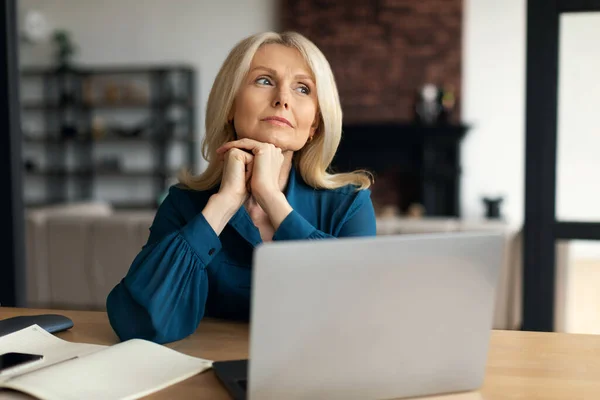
[262,116,293,127]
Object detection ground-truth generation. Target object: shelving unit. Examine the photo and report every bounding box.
[20,64,197,209]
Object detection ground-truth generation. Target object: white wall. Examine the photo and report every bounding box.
[556,12,600,260]
[463,3,600,260]
[461,0,526,226]
[18,0,277,174]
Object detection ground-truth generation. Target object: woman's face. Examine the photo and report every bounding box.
[230,44,319,152]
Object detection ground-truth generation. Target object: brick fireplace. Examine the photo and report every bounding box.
[281,0,466,217]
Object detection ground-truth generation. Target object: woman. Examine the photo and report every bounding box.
[106,31,376,344]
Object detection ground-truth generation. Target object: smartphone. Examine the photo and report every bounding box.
[0,352,44,373]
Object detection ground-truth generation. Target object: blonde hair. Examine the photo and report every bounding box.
[179,31,372,191]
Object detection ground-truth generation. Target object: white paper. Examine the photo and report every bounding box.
[0,326,213,400]
[0,325,105,381]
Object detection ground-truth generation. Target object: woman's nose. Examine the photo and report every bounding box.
[272,90,289,109]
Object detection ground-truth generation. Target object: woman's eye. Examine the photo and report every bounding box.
[296,85,310,95]
[256,77,272,86]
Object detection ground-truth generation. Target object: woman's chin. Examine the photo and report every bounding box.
[247,131,284,146]
[239,130,303,152]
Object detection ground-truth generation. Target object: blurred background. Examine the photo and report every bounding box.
[9,1,600,335]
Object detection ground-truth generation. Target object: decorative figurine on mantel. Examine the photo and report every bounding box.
[414,83,457,125]
[415,83,442,125]
[440,84,456,122]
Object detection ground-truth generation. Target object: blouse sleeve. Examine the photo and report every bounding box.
[106,188,222,344]
[272,189,376,241]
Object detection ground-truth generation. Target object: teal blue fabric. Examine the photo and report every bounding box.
[106,168,376,344]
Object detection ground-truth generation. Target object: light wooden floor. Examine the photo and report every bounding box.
[565,259,600,334]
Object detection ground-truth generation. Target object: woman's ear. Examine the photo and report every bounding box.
[227,102,236,123]
[228,118,238,140]
[308,124,318,143]
[310,112,320,134]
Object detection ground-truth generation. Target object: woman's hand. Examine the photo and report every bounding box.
[216,139,293,229]
[217,148,254,209]
[217,139,285,205]
[201,148,254,236]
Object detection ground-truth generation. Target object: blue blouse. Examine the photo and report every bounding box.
[106,168,376,344]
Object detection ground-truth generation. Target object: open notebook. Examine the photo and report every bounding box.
[0,325,212,400]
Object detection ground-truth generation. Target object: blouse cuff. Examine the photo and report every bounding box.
[180,211,222,265]
[273,210,316,241]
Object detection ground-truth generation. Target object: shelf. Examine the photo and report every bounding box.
[21,99,192,111]
[94,169,171,178]
[89,100,192,109]
[23,135,194,144]
[19,63,196,211]
[25,199,67,208]
[20,64,194,77]
[25,169,173,178]
[21,102,61,110]
[25,199,159,210]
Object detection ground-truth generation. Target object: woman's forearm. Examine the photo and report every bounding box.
[258,191,293,231]
[202,193,241,235]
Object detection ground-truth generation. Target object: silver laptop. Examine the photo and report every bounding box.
[213,232,503,400]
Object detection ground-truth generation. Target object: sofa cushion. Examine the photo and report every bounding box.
[25,202,113,308]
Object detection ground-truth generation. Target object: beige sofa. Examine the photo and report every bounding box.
[25,202,112,309]
[25,203,155,310]
[24,205,566,331]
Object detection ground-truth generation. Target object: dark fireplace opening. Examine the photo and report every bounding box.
[331,123,469,218]
[369,167,421,217]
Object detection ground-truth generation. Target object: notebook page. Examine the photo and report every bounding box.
[0,325,105,382]
[3,338,212,400]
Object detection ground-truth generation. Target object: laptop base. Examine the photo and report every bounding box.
[213,359,249,400]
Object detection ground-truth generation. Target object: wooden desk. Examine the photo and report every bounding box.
[2,308,600,400]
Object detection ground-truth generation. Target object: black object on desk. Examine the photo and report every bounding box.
[0,314,74,338]
[213,359,249,400]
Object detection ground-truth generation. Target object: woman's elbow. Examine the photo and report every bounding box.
[106,282,161,342]
[106,282,200,344]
